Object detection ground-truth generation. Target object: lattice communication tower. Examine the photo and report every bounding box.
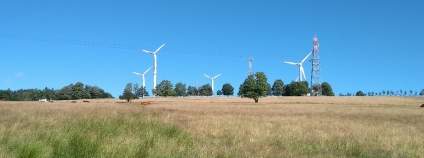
[248,57,253,75]
[310,35,322,96]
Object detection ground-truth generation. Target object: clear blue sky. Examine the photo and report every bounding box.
[1,0,423,97]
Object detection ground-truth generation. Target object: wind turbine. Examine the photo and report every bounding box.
[284,52,312,82]
[142,43,165,97]
[132,67,152,98]
[204,74,221,96]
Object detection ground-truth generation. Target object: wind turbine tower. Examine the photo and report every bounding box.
[142,43,165,97]
[196,79,199,97]
[248,57,253,75]
[310,35,322,96]
[204,74,221,96]
[132,67,151,98]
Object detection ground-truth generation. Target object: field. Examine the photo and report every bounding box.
[0,97,423,157]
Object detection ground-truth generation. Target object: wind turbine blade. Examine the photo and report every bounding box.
[132,72,142,75]
[284,61,299,65]
[204,74,211,79]
[142,50,153,54]
[301,52,312,64]
[154,43,166,53]
[296,77,299,82]
[301,67,307,81]
[143,67,152,75]
[212,74,221,79]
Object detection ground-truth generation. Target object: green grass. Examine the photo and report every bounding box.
[0,112,196,158]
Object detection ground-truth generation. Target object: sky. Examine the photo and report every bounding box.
[0,0,423,97]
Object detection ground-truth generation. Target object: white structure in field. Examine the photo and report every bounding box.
[142,43,165,97]
[284,52,312,81]
[132,67,152,98]
[204,74,221,95]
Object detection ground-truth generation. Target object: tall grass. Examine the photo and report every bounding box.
[0,97,423,157]
[0,105,196,157]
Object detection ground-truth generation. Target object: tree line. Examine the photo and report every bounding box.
[119,72,335,103]
[119,81,236,102]
[341,89,424,97]
[0,82,113,101]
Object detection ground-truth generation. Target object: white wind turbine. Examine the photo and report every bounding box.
[284,52,312,82]
[204,74,221,96]
[142,43,165,97]
[132,67,152,98]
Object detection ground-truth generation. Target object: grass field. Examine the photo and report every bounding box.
[0,97,423,157]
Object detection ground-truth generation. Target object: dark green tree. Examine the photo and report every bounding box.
[217,90,222,96]
[55,84,73,100]
[356,91,365,96]
[85,85,103,99]
[221,83,234,97]
[154,80,176,97]
[119,82,138,102]
[187,86,196,96]
[72,82,90,99]
[321,82,334,96]
[271,79,284,96]
[238,72,268,103]
[286,81,309,96]
[266,83,272,96]
[174,82,187,97]
[199,84,213,96]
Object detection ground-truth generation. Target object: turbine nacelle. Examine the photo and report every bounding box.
[204,73,222,96]
[204,74,221,80]
[142,43,165,55]
[283,52,312,82]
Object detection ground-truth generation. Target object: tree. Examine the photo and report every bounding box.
[221,83,234,97]
[72,82,90,99]
[286,81,309,96]
[217,90,222,96]
[55,84,73,100]
[133,83,148,98]
[271,79,284,96]
[187,86,196,96]
[199,84,213,96]
[174,82,187,97]
[356,91,365,96]
[321,82,334,96]
[266,83,272,96]
[119,82,138,102]
[238,72,268,103]
[154,80,176,97]
[85,85,103,99]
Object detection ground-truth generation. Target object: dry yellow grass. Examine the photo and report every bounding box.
[0,96,423,157]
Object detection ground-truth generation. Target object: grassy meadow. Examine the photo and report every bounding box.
[0,97,423,157]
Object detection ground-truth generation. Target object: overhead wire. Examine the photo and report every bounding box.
[0,33,294,60]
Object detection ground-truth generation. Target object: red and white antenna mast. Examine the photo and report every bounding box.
[311,34,322,96]
[248,57,253,75]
